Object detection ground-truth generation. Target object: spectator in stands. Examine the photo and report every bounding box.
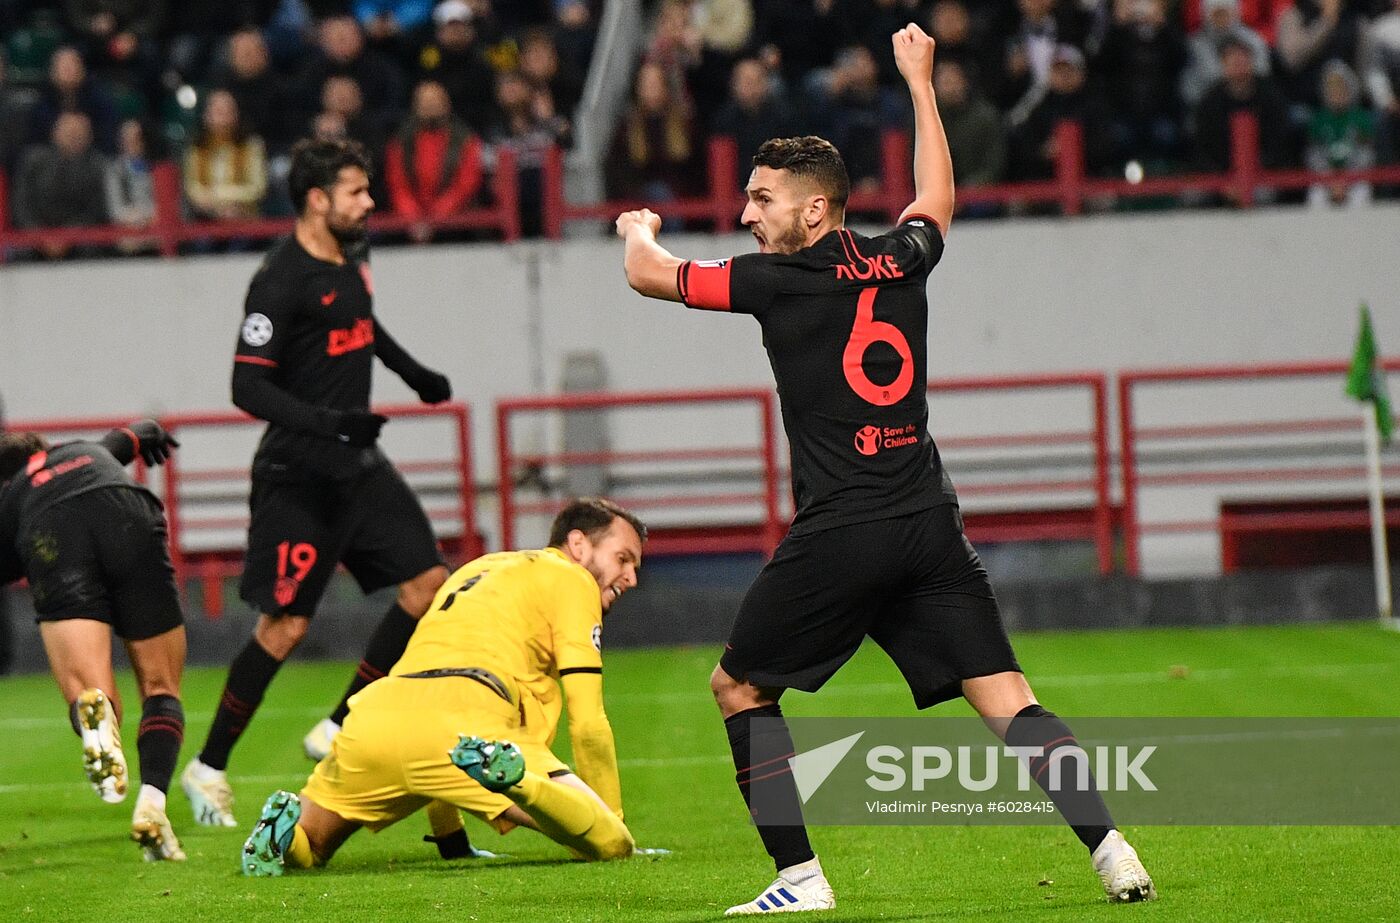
[1097,0,1189,170]
[935,58,1007,189]
[63,0,165,101]
[927,0,991,86]
[646,0,703,98]
[519,28,583,120]
[384,79,485,241]
[13,111,109,258]
[1192,35,1295,173]
[489,69,572,235]
[416,0,498,133]
[104,117,159,250]
[1182,0,1290,44]
[183,89,267,221]
[292,14,407,139]
[356,0,437,60]
[711,56,798,187]
[1361,0,1400,160]
[992,0,1092,111]
[1181,0,1273,108]
[166,4,267,84]
[806,45,907,190]
[215,28,293,155]
[606,60,699,204]
[552,0,597,79]
[1276,0,1367,107]
[862,0,928,86]
[0,46,38,174]
[317,75,389,163]
[28,46,119,156]
[686,0,756,124]
[1006,44,1114,181]
[1305,59,1377,205]
[752,0,849,93]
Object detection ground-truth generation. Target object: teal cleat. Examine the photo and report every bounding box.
[241,790,302,877]
[448,736,525,793]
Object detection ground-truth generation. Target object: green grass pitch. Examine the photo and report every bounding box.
[3,622,1399,921]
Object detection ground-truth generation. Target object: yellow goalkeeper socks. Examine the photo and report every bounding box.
[285,824,318,869]
[509,772,633,860]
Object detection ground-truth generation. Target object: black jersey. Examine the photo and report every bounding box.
[0,440,155,582]
[233,235,380,480]
[678,217,958,535]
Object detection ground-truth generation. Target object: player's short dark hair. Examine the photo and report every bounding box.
[0,432,47,483]
[753,136,850,211]
[548,498,647,547]
[287,138,372,213]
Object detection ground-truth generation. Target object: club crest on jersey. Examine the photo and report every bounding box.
[592,625,602,652]
[241,313,274,346]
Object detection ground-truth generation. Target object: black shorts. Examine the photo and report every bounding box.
[240,456,443,616]
[25,488,184,641]
[720,504,1020,709]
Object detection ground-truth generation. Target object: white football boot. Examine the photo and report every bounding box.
[76,688,128,803]
[131,787,187,862]
[725,858,835,915]
[302,718,341,761]
[1092,830,1158,902]
[181,757,237,827]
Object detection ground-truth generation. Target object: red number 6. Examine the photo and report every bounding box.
[842,287,913,406]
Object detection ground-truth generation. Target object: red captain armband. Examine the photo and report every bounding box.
[678,259,732,311]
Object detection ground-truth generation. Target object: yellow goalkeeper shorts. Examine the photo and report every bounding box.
[301,674,570,833]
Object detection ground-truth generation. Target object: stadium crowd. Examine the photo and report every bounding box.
[2,0,1399,258]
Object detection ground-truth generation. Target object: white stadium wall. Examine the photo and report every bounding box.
[2,204,1398,575]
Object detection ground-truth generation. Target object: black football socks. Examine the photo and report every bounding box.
[198,639,283,771]
[137,694,184,793]
[725,703,816,872]
[328,602,418,726]
[1004,704,1113,852]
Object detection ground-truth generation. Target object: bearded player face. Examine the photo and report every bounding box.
[321,165,374,245]
[741,166,817,255]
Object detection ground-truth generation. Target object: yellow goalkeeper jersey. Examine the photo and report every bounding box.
[390,546,622,815]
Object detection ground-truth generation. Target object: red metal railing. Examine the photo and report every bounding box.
[1118,359,1400,575]
[539,114,1400,236]
[929,371,1114,574]
[495,388,782,555]
[0,150,520,261]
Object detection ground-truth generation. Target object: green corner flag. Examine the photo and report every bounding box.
[1346,304,1394,445]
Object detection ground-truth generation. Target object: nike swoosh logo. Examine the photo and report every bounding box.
[321,291,338,306]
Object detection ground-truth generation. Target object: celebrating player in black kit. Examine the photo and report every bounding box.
[617,24,1155,915]
[183,139,454,828]
[0,421,188,861]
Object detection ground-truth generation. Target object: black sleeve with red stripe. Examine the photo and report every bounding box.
[231,267,339,437]
[677,254,779,316]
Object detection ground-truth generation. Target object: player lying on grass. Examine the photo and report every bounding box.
[240,498,658,875]
[616,21,1154,915]
[0,421,188,861]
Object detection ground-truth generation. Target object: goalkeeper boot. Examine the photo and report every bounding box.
[302,718,340,761]
[131,789,186,862]
[181,757,237,827]
[725,861,836,916]
[76,688,128,804]
[1091,830,1157,903]
[448,736,524,792]
[242,790,301,877]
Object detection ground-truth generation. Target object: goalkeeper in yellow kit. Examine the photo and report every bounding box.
[240,498,648,875]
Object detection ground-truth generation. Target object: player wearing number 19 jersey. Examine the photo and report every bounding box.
[617,22,1155,916]
[183,139,455,830]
